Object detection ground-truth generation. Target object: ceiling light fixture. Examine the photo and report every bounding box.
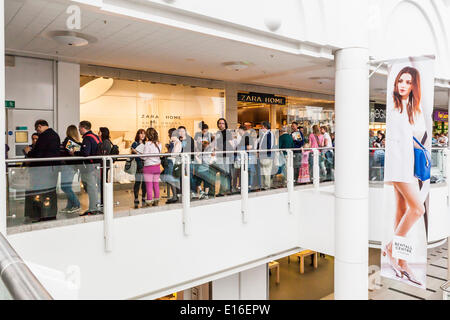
[222,61,251,71]
[45,30,97,47]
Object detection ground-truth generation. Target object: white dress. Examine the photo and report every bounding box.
[384,99,426,183]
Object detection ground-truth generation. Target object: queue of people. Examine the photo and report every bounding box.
[16,118,335,220]
[20,119,118,223]
[128,119,335,208]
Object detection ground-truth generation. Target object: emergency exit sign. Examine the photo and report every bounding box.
[5,100,15,108]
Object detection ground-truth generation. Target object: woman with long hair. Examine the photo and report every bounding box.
[383,66,426,286]
[60,125,82,214]
[131,129,147,208]
[142,128,162,206]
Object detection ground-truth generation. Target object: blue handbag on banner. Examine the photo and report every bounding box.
[413,136,431,182]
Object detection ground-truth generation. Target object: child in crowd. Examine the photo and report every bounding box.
[298,142,311,184]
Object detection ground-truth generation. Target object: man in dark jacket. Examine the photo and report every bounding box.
[214,118,234,196]
[24,120,61,222]
[73,121,101,216]
[178,126,197,194]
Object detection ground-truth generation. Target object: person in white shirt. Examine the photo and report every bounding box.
[141,128,162,207]
[320,126,334,181]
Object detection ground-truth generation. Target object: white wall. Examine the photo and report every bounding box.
[57,62,80,138]
[211,264,267,300]
[5,183,449,299]
[5,56,54,111]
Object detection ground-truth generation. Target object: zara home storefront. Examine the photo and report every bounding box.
[80,65,335,151]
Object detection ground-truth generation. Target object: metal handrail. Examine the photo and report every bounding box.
[4,147,335,164]
[0,233,52,300]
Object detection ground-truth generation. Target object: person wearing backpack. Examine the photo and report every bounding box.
[72,120,102,216]
[131,129,147,208]
[142,128,162,207]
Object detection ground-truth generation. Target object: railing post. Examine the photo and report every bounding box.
[240,151,248,223]
[103,157,114,253]
[445,149,450,206]
[286,150,294,214]
[313,149,320,192]
[182,154,191,236]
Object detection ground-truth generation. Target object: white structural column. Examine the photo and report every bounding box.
[334,48,369,300]
[446,89,450,281]
[0,0,6,235]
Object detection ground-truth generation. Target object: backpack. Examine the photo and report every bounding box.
[85,134,119,156]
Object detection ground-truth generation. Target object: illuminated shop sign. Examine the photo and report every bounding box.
[370,104,386,123]
[238,92,286,105]
[433,110,448,122]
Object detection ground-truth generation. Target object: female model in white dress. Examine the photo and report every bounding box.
[383,66,426,286]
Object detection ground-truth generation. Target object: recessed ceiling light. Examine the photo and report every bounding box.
[222,61,251,71]
[44,30,97,47]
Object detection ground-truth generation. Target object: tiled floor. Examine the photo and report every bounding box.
[369,245,448,300]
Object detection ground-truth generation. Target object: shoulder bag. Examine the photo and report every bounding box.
[413,136,431,182]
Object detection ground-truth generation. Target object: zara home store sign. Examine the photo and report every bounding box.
[238,92,286,105]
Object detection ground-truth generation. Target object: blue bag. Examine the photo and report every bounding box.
[413,136,431,182]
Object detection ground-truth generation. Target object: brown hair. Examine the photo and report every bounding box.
[146,127,159,144]
[312,125,321,135]
[66,125,80,142]
[393,67,421,124]
[135,129,146,143]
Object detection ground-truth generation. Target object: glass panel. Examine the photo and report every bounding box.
[369,149,385,182]
[431,148,446,184]
[294,150,313,185]
[321,148,335,182]
[7,161,102,227]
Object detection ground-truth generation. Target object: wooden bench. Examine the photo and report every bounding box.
[288,250,318,274]
[268,261,280,284]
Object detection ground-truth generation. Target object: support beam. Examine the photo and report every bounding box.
[0,0,6,235]
[334,47,369,300]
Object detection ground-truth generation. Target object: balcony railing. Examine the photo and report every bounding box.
[4,147,447,233]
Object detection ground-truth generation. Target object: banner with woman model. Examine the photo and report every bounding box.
[381,56,435,289]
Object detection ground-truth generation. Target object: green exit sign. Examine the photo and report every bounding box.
[5,100,15,108]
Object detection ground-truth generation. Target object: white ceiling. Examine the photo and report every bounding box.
[4,0,449,107]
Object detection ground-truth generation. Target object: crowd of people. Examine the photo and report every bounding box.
[15,118,336,222]
[432,132,449,147]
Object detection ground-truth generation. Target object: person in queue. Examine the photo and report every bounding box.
[214,118,234,196]
[258,121,275,190]
[72,120,102,216]
[131,129,147,209]
[178,125,196,196]
[291,121,304,185]
[163,128,182,204]
[60,125,82,214]
[142,128,162,207]
[23,120,61,222]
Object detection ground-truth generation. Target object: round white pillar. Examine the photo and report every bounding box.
[334,47,369,300]
[448,89,450,280]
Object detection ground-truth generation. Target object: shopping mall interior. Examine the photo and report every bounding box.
[1,0,450,301]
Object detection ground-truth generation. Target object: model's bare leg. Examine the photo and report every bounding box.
[384,183,407,276]
[394,182,425,237]
[393,182,425,286]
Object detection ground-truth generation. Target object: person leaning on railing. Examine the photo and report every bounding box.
[23,119,61,223]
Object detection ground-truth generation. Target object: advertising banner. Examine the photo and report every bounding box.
[381,56,435,289]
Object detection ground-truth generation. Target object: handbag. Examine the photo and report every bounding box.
[413,136,431,182]
[124,158,137,175]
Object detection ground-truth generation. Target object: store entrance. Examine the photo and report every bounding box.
[238,103,286,130]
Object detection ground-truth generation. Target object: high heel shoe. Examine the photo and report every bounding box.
[382,245,402,278]
[399,265,422,286]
